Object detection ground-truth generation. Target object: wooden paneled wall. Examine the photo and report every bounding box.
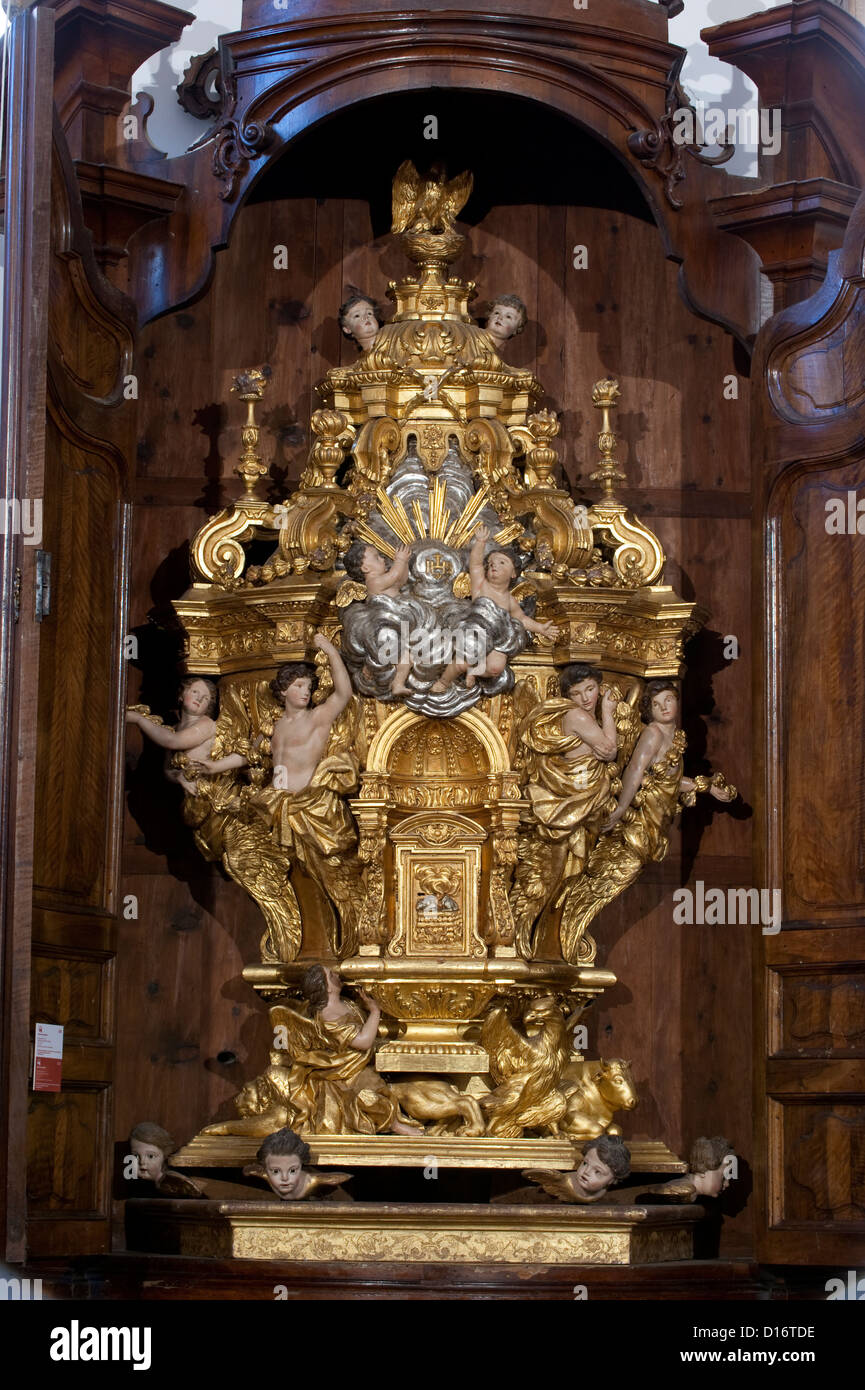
[123,189,754,1250]
[752,192,865,1264]
[26,127,135,1258]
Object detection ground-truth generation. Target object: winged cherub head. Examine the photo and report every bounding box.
[688,1135,735,1197]
[129,1122,176,1182]
[573,1134,631,1198]
[256,1126,311,1200]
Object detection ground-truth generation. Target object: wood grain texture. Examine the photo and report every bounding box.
[30,1250,770,1300]
[706,4,865,311]
[0,4,56,1265]
[23,116,137,1259]
[752,187,865,1263]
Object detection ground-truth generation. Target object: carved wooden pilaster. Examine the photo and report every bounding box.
[44,0,191,285]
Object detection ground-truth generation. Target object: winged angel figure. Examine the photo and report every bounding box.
[557,679,735,962]
[509,676,640,958]
[391,160,474,235]
[203,966,422,1138]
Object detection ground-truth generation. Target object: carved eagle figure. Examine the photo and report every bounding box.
[391,160,474,234]
[480,994,569,1138]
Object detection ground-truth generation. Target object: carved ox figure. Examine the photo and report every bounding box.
[559,1058,638,1140]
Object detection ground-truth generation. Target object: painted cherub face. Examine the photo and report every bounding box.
[282,677,312,710]
[181,680,212,716]
[567,677,600,713]
[487,302,522,341]
[264,1154,305,1199]
[130,1139,165,1182]
[697,1164,729,1198]
[573,1148,615,1197]
[484,551,516,585]
[343,300,379,347]
[360,545,387,578]
[650,689,679,725]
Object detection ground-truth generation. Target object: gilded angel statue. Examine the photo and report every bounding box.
[126,677,303,964]
[203,965,423,1138]
[391,160,474,234]
[247,636,365,956]
[509,663,621,956]
[556,678,736,963]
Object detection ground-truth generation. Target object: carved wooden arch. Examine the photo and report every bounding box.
[127,7,761,344]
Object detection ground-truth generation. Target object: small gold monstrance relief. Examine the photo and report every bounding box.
[391,814,485,959]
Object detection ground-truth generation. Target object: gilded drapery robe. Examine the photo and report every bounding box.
[620,728,688,865]
[518,699,615,881]
[249,751,363,954]
[275,1002,398,1136]
[250,751,359,861]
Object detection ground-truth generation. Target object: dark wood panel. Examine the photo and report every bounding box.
[752,186,865,1264]
[770,1097,865,1225]
[27,1087,109,1215]
[780,461,865,920]
[0,5,55,1263]
[23,115,135,1260]
[31,949,112,1043]
[32,419,128,912]
[112,874,266,1147]
[771,966,865,1059]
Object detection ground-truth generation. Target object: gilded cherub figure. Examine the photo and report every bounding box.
[247,1127,352,1201]
[339,291,381,353]
[602,679,734,835]
[433,525,558,692]
[484,293,528,356]
[343,539,415,696]
[203,965,421,1138]
[126,677,247,794]
[510,664,620,956]
[127,676,309,964]
[556,679,736,963]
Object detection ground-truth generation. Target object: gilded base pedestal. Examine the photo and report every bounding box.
[169,1133,686,1171]
[126,1198,702,1265]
